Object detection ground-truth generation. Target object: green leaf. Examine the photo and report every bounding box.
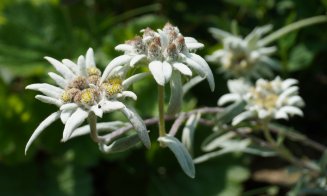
[288,44,314,71]
[158,135,195,178]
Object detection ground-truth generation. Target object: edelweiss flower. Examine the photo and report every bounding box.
[218,77,304,125]
[25,48,150,154]
[101,22,215,91]
[206,25,278,78]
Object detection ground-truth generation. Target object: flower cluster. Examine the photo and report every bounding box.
[218,77,304,125]
[206,25,278,78]
[25,48,150,154]
[103,22,214,90]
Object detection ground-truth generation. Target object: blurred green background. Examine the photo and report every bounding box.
[0,0,326,195]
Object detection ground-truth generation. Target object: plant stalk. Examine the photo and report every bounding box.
[158,85,166,137]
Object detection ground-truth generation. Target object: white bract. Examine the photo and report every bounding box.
[206,25,278,78]
[25,48,150,154]
[102,23,215,91]
[218,77,305,125]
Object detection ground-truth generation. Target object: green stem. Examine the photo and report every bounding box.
[259,15,327,46]
[88,111,100,143]
[158,85,166,137]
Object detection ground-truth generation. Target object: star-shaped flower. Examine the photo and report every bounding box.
[25,48,150,154]
[101,23,215,90]
[218,77,304,125]
[207,25,279,79]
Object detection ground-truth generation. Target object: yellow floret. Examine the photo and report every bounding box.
[87,67,101,76]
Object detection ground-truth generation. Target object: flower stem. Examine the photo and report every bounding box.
[88,111,101,143]
[158,85,166,137]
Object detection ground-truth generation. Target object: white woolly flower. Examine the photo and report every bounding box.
[218,77,305,125]
[206,25,279,78]
[102,22,215,91]
[25,48,150,154]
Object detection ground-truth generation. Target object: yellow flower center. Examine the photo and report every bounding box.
[80,88,97,105]
[87,67,101,76]
[249,83,278,110]
[101,76,123,96]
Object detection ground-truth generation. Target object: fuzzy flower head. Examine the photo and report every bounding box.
[206,25,278,79]
[102,22,214,91]
[218,77,304,125]
[25,48,150,154]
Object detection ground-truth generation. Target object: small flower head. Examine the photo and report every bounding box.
[218,77,305,125]
[61,88,80,103]
[207,25,278,79]
[25,48,150,154]
[87,67,101,76]
[108,22,215,91]
[101,76,123,96]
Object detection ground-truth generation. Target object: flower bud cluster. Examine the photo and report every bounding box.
[126,23,187,62]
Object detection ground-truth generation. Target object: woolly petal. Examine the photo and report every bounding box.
[282,79,298,89]
[187,53,215,91]
[35,95,62,107]
[77,55,87,76]
[86,48,96,67]
[69,121,128,139]
[218,94,241,106]
[232,111,255,126]
[90,105,103,118]
[122,72,150,89]
[227,79,250,94]
[60,103,78,111]
[258,109,271,119]
[287,95,305,107]
[275,110,289,120]
[182,76,205,94]
[60,109,74,124]
[48,72,67,88]
[121,107,151,149]
[184,37,199,44]
[100,100,126,113]
[62,59,79,75]
[276,86,299,107]
[101,55,132,83]
[25,111,60,154]
[279,106,303,117]
[44,56,75,79]
[163,61,172,83]
[173,62,192,76]
[257,46,277,55]
[26,83,63,97]
[62,108,88,142]
[149,60,165,86]
[130,54,146,67]
[115,44,133,52]
[206,50,225,62]
[186,42,204,50]
[167,72,183,114]
[208,27,233,40]
[158,29,169,49]
[118,91,137,101]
